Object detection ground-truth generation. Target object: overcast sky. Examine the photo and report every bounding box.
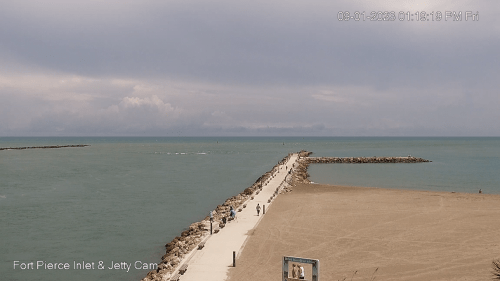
[0,0,498,136]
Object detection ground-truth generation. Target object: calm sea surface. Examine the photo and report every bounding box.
[1,137,499,280]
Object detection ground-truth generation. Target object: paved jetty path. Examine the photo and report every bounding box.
[178,153,299,281]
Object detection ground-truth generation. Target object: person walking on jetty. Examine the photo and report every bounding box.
[256,203,261,216]
[230,206,236,221]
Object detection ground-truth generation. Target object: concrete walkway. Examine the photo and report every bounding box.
[178,153,299,281]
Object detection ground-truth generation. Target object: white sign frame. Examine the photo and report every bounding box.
[282,256,319,281]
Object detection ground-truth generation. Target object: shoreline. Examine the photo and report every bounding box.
[141,151,437,281]
[226,156,500,281]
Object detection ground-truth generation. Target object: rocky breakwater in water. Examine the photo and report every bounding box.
[288,150,314,185]
[292,152,431,184]
[0,144,89,151]
[305,156,431,164]
[141,152,296,281]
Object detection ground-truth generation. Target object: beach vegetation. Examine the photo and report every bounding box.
[492,259,500,280]
[337,268,378,281]
[369,267,378,281]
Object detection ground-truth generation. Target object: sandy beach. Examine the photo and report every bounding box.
[147,153,500,281]
[226,183,500,280]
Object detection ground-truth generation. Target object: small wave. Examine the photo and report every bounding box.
[157,152,207,155]
[0,195,6,198]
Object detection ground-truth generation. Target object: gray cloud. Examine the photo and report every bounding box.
[0,0,499,136]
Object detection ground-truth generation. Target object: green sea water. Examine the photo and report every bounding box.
[1,137,499,280]
[307,137,500,193]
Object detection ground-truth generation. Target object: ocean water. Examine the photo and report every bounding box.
[307,137,500,194]
[1,137,499,280]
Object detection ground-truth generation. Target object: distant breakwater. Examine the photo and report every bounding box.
[292,151,431,184]
[0,144,89,151]
[305,155,431,164]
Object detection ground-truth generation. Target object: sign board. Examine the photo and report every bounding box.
[282,256,319,281]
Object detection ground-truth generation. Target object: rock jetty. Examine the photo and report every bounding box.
[304,156,430,164]
[293,151,431,184]
[0,144,89,151]
[142,153,295,281]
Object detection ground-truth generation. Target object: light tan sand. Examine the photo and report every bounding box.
[227,183,500,281]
